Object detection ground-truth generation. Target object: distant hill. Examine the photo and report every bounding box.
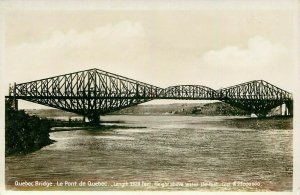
[25,102,255,117]
[25,109,79,118]
[114,102,248,116]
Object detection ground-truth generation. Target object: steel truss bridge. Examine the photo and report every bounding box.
[6,68,293,124]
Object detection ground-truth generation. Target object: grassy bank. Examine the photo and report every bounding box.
[5,103,54,156]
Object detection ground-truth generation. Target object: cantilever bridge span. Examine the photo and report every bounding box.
[6,68,293,123]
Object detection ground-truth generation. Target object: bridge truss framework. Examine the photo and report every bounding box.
[6,68,293,123]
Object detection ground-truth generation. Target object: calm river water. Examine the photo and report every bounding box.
[6,115,292,191]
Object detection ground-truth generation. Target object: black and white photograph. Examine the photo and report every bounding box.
[1,0,299,193]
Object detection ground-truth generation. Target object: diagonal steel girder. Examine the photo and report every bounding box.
[6,69,293,120]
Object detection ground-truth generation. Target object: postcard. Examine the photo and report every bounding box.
[1,0,299,194]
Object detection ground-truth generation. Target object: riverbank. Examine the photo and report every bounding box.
[5,104,54,156]
[114,102,249,116]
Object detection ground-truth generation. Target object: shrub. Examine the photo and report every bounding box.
[5,101,53,156]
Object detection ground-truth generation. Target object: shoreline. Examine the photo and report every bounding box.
[6,107,293,156]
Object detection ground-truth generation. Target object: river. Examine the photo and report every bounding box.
[5,115,292,191]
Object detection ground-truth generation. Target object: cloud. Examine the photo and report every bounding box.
[190,36,294,91]
[15,20,145,49]
[5,21,148,85]
[5,26,295,97]
[202,36,289,69]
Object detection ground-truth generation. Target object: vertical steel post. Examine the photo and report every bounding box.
[13,82,18,110]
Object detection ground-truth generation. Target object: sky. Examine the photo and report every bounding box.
[1,0,298,108]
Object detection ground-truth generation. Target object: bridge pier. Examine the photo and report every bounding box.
[280,103,289,116]
[285,101,293,116]
[8,82,18,110]
[252,108,269,118]
[86,114,100,126]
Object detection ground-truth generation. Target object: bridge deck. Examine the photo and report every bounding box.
[6,68,293,121]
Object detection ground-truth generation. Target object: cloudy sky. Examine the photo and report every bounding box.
[2,0,298,108]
